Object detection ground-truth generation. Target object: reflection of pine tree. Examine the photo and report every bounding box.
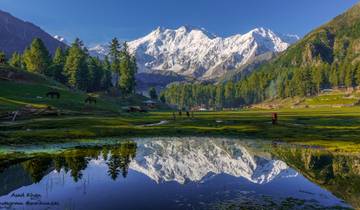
[119,155,130,178]
[54,157,66,173]
[65,156,88,182]
[120,142,137,178]
[107,155,121,180]
[17,142,137,184]
[102,148,110,161]
[106,142,137,180]
[22,157,53,183]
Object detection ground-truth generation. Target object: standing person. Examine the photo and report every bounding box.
[272,113,278,125]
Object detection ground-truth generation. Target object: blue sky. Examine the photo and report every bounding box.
[0,0,359,45]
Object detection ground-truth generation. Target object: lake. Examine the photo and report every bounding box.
[0,137,358,210]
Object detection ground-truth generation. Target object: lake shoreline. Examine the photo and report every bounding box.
[1,108,360,153]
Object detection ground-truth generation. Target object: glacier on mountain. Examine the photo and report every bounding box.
[89,26,298,80]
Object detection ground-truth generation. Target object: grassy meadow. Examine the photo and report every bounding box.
[1,107,360,153]
[0,66,149,115]
[1,66,360,152]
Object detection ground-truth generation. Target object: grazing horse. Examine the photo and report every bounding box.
[46,91,60,99]
[85,96,97,104]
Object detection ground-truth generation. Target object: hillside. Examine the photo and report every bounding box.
[0,10,66,56]
[266,2,360,69]
[0,65,148,120]
[234,2,360,104]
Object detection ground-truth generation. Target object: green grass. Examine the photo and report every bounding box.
[0,66,150,115]
[1,66,360,152]
[304,93,360,106]
[1,107,360,153]
[255,91,360,110]
[0,80,119,113]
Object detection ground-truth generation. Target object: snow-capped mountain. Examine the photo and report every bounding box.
[90,26,298,80]
[89,44,111,59]
[53,35,69,46]
[129,137,297,184]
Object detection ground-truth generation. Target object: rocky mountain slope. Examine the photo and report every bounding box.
[0,10,66,56]
[258,2,360,72]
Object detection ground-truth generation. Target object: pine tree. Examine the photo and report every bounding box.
[103,56,111,70]
[75,62,90,91]
[64,38,89,90]
[312,66,325,93]
[101,69,112,90]
[88,57,104,92]
[9,52,22,68]
[119,42,134,96]
[109,38,121,87]
[344,64,354,88]
[129,55,137,94]
[48,47,67,83]
[149,87,158,100]
[224,81,235,107]
[23,38,50,74]
[53,47,66,65]
[329,64,339,88]
[215,85,224,109]
[0,51,7,64]
[159,93,166,103]
[101,56,112,90]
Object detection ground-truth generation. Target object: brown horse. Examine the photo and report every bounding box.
[85,96,97,104]
[46,91,60,99]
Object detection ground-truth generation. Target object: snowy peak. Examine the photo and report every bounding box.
[53,35,69,46]
[89,44,109,58]
[240,27,295,52]
[127,26,298,79]
[176,25,217,38]
[150,25,216,39]
[88,26,299,80]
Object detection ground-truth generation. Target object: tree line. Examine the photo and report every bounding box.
[162,61,360,109]
[0,37,137,96]
[15,142,137,183]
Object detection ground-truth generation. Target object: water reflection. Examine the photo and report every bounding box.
[0,138,357,210]
[272,144,360,209]
[0,141,137,195]
[131,138,296,184]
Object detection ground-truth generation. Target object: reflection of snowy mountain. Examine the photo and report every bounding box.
[130,137,297,184]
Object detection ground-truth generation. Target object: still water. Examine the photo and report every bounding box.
[0,137,358,210]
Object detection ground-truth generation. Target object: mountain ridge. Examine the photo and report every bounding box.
[0,10,66,56]
[89,26,299,81]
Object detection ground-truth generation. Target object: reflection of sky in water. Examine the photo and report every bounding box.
[0,138,353,210]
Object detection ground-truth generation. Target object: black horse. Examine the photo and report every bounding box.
[46,91,60,99]
[85,96,97,104]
